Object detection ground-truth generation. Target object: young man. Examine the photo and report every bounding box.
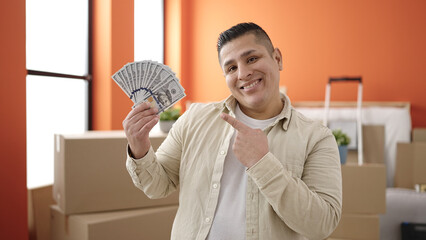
[123,22,342,240]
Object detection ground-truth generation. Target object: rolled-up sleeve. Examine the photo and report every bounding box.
[247,128,342,239]
[125,119,184,199]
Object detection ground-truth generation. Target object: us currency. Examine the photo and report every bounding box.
[125,63,145,102]
[149,77,186,112]
[148,68,174,91]
[111,72,131,97]
[132,78,185,112]
[125,63,137,92]
[133,61,151,101]
[117,70,132,96]
[143,61,152,89]
[135,61,142,92]
[112,60,186,110]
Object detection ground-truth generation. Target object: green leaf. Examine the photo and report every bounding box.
[332,129,351,146]
[160,107,181,121]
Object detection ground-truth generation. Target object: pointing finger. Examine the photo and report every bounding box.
[220,113,251,132]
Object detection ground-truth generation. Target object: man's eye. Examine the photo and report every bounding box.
[228,66,237,73]
[248,57,257,63]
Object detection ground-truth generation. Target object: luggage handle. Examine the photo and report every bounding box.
[329,77,362,83]
[324,76,364,165]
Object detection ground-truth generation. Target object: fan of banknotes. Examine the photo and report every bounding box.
[111,60,186,112]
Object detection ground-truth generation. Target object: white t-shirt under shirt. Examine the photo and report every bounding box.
[207,104,280,240]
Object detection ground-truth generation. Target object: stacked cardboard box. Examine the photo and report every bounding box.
[330,214,380,240]
[346,125,385,164]
[327,125,386,239]
[412,128,426,142]
[327,163,386,240]
[50,205,177,240]
[28,185,56,240]
[395,128,426,190]
[51,130,178,240]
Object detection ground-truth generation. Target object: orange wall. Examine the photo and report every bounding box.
[164,0,181,86]
[171,0,426,127]
[0,0,28,239]
[92,0,134,130]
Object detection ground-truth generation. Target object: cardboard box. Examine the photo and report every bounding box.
[329,214,379,240]
[413,128,426,142]
[50,205,178,240]
[53,130,178,214]
[341,163,386,214]
[395,142,426,189]
[347,125,385,164]
[28,185,56,240]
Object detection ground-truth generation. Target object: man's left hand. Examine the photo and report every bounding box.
[221,113,269,168]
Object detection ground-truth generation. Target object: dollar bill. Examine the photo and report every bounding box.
[125,63,138,99]
[148,68,173,91]
[117,70,132,96]
[111,72,131,97]
[112,60,186,110]
[147,77,186,111]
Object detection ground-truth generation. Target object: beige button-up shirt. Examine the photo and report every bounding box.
[126,94,342,240]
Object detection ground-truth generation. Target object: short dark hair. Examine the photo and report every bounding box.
[217,22,274,58]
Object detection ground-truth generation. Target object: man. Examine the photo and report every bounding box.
[123,22,342,240]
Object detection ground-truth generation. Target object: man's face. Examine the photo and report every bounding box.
[219,33,283,116]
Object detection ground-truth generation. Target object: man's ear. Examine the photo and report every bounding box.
[273,48,283,71]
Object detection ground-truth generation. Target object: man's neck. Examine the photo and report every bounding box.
[239,99,284,120]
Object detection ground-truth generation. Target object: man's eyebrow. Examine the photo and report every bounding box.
[240,49,256,58]
[222,49,257,68]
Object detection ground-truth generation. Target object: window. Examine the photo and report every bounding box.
[26,0,164,188]
[134,0,164,131]
[26,0,90,188]
[134,0,164,62]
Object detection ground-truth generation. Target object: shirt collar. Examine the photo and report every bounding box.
[213,93,293,131]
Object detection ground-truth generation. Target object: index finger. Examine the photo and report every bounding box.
[220,113,251,133]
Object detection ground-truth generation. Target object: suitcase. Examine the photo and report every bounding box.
[323,77,364,165]
[401,222,426,240]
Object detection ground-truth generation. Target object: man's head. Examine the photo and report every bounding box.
[217,22,284,119]
[217,22,274,63]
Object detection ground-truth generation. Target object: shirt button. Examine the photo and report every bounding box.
[212,183,218,189]
[205,217,211,223]
[220,150,226,155]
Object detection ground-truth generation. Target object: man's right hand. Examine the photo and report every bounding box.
[123,102,160,159]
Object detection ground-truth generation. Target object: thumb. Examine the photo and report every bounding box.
[220,113,250,132]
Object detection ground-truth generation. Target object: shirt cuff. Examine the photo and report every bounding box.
[246,152,285,187]
[127,144,154,164]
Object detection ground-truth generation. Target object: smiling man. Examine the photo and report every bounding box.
[124,22,342,240]
[219,29,283,121]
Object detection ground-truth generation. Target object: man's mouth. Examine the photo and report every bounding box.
[240,79,261,90]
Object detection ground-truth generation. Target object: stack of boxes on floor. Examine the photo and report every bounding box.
[381,128,426,240]
[51,131,178,240]
[328,163,386,239]
[328,125,387,240]
[395,128,426,190]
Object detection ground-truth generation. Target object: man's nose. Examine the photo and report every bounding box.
[238,64,252,81]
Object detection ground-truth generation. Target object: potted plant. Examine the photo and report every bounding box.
[332,129,351,164]
[159,106,181,133]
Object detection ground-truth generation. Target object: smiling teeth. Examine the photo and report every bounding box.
[242,80,260,89]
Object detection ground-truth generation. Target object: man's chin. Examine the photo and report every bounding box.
[237,98,266,110]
